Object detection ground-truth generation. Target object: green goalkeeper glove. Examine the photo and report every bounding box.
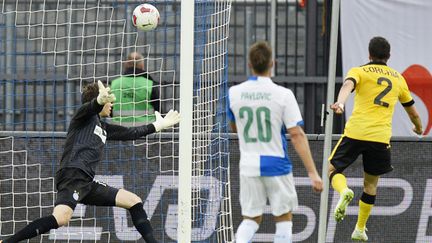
[152,109,181,132]
[97,80,116,105]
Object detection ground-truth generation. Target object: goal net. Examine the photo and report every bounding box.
[0,0,233,242]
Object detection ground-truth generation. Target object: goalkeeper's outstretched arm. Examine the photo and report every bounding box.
[105,109,181,140]
[152,109,181,132]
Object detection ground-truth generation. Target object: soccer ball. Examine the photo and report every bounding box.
[132,4,160,31]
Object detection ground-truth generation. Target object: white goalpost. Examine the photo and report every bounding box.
[179,1,234,242]
[318,0,341,242]
[178,0,194,242]
[0,0,234,242]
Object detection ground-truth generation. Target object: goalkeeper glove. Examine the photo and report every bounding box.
[97,80,116,105]
[152,109,181,132]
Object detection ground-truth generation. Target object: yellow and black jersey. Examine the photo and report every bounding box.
[344,62,414,144]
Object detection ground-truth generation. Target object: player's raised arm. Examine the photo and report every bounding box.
[71,81,116,123]
[330,79,355,114]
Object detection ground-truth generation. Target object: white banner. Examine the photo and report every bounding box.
[341,0,432,136]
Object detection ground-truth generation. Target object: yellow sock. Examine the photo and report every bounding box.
[356,200,373,230]
[331,173,348,194]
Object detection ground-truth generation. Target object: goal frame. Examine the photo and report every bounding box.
[178,1,194,243]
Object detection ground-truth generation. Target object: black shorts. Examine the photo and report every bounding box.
[55,168,119,210]
[329,136,393,176]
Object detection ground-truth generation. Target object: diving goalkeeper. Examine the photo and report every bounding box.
[1,81,180,243]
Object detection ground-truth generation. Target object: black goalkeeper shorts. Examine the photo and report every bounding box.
[329,136,393,176]
[55,168,119,210]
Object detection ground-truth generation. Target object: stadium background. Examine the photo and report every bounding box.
[0,0,344,134]
[1,0,431,242]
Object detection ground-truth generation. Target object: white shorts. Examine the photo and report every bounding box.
[240,173,298,217]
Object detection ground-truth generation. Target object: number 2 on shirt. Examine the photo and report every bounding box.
[374,77,392,108]
[239,106,272,143]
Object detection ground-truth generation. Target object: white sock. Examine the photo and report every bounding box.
[274,221,293,243]
[235,219,259,243]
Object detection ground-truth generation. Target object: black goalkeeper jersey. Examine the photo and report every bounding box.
[59,98,156,177]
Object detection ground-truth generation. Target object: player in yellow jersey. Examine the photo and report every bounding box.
[328,36,423,241]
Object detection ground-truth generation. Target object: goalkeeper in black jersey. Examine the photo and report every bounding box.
[1,81,180,243]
